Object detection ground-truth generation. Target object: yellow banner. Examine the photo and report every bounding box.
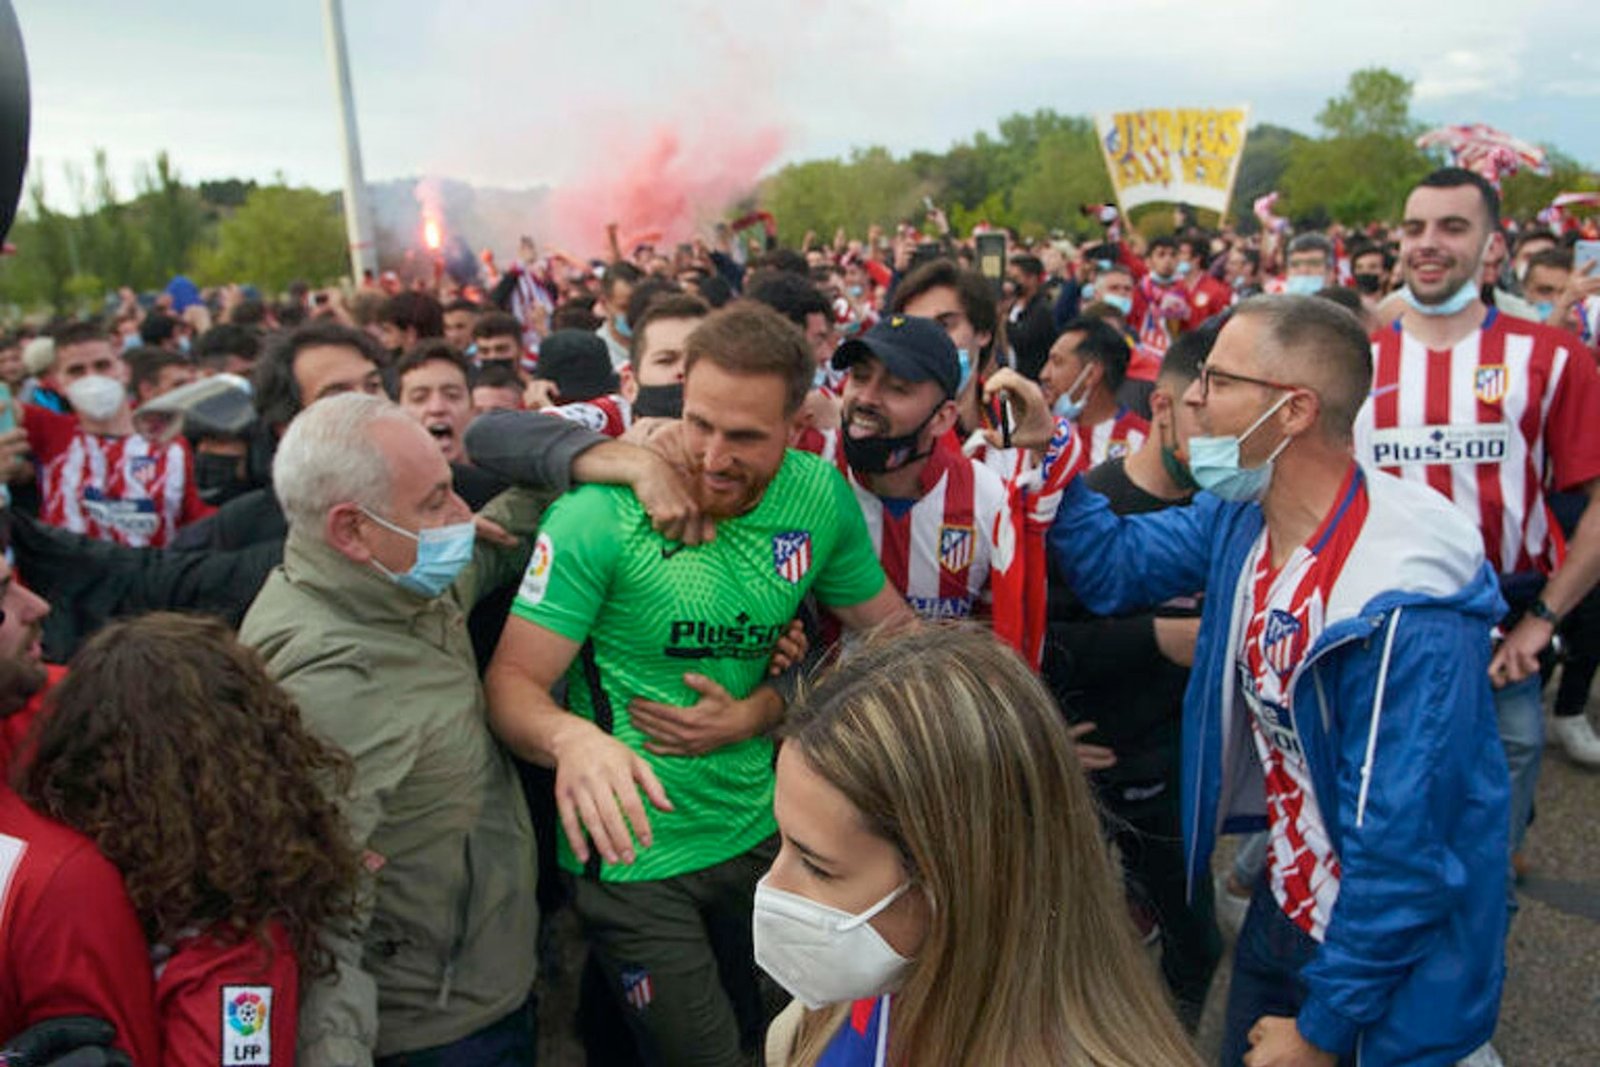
[1094,106,1251,216]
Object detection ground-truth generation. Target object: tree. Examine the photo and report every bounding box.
[1281,67,1431,223]
[137,151,205,281]
[194,185,347,292]
[1500,149,1600,222]
[1230,124,1308,228]
[1315,68,1421,141]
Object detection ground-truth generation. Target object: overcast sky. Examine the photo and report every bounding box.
[17,0,1600,208]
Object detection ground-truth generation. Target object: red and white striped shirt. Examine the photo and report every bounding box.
[1077,407,1149,468]
[1239,464,1368,940]
[1355,311,1600,575]
[812,432,1010,620]
[539,394,633,439]
[24,406,210,548]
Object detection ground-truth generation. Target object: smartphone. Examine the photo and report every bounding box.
[0,382,13,434]
[975,232,1008,299]
[984,389,1014,449]
[1576,240,1600,275]
[922,195,936,213]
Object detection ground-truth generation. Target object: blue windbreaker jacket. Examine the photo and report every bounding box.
[1048,466,1510,1065]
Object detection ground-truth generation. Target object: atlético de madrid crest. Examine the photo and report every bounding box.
[772,530,812,584]
[939,525,974,574]
[1262,609,1305,678]
[1475,364,1506,406]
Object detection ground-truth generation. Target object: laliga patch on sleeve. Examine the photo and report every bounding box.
[519,532,554,606]
[221,985,273,1064]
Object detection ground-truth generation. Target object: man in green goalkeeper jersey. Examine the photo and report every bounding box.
[486,302,912,1065]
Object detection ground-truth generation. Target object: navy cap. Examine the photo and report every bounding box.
[831,314,960,398]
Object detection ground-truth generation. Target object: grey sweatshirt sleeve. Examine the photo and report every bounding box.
[464,409,609,493]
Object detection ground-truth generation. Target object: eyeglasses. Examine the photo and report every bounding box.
[1195,361,1302,401]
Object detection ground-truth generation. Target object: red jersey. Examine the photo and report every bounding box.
[1077,407,1149,468]
[1181,273,1234,331]
[540,394,633,439]
[829,432,1010,621]
[1131,276,1184,354]
[156,921,297,1067]
[1239,464,1368,940]
[24,405,211,548]
[1356,310,1600,574]
[0,785,161,1065]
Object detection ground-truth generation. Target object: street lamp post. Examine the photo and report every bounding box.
[321,0,377,283]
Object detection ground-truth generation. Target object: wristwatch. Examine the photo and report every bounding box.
[1528,598,1563,627]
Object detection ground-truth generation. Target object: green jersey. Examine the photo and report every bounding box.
[512,449,886,881]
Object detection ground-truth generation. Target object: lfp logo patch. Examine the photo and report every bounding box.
[222,985,273,1064]
[1475,364,1507,405]
[772,530,812,585]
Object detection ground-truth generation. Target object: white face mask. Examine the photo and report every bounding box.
[752,875,913,1010]
[66,374,127,422]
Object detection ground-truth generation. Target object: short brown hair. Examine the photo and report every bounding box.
[631,292,710,372]
[1233,294,1372,442]
[683,301,813,416]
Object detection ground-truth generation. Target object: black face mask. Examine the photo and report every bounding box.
[841,404,941,475]
[1353,272,1383,294]
[195,452,250,506]
[632,382,684,420]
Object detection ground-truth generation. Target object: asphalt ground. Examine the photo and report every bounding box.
[536,700,1600,1066]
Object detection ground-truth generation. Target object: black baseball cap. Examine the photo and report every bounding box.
[533,329,619,402]
[831,314,960,399]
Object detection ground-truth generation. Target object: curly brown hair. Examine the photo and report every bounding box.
[15,613,362,980]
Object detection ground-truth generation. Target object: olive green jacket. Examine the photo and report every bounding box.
[240,488,551,1066]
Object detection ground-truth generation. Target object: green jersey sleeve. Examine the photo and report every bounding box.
[811,464,888,609]
[510,486,622,642]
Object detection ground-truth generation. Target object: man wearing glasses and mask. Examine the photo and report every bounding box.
[1001,294,1510,1067]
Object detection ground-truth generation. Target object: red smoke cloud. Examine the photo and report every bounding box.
[541,122,785,255]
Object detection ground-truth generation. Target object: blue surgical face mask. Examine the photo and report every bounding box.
[1095,258,1113,272]
[1051,365,1093,421]
[1401,236,1492,317]
[614,313,632,339]
[1187,392,1293,502]
[812,366,831,390]
[1176,261,1193,278]
[1283,274,1324,296]
[1103,292,1133,316]
[847,285,864,298]
[1081,283,1096,301]
[1399,277,1479,317]
[1533,301,1555,322]
[360,507,475,598]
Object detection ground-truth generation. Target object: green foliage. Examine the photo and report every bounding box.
[1230,124,1307,227]
[1315,68,1422,140]
[192,185,347,292]
[1281,69,1432,224]
[1500,149,1600,221]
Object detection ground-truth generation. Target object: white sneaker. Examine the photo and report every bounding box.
[1456,1041,1504,1067]
[1551,714,1600,768]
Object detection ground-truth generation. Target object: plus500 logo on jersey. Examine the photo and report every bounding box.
[1369,424,1508,466]
[665,612,786,660]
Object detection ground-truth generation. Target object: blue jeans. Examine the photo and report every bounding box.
[1494,674,1543,855]
[1220,880,1354,1067]
[375,1000,537,1067]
